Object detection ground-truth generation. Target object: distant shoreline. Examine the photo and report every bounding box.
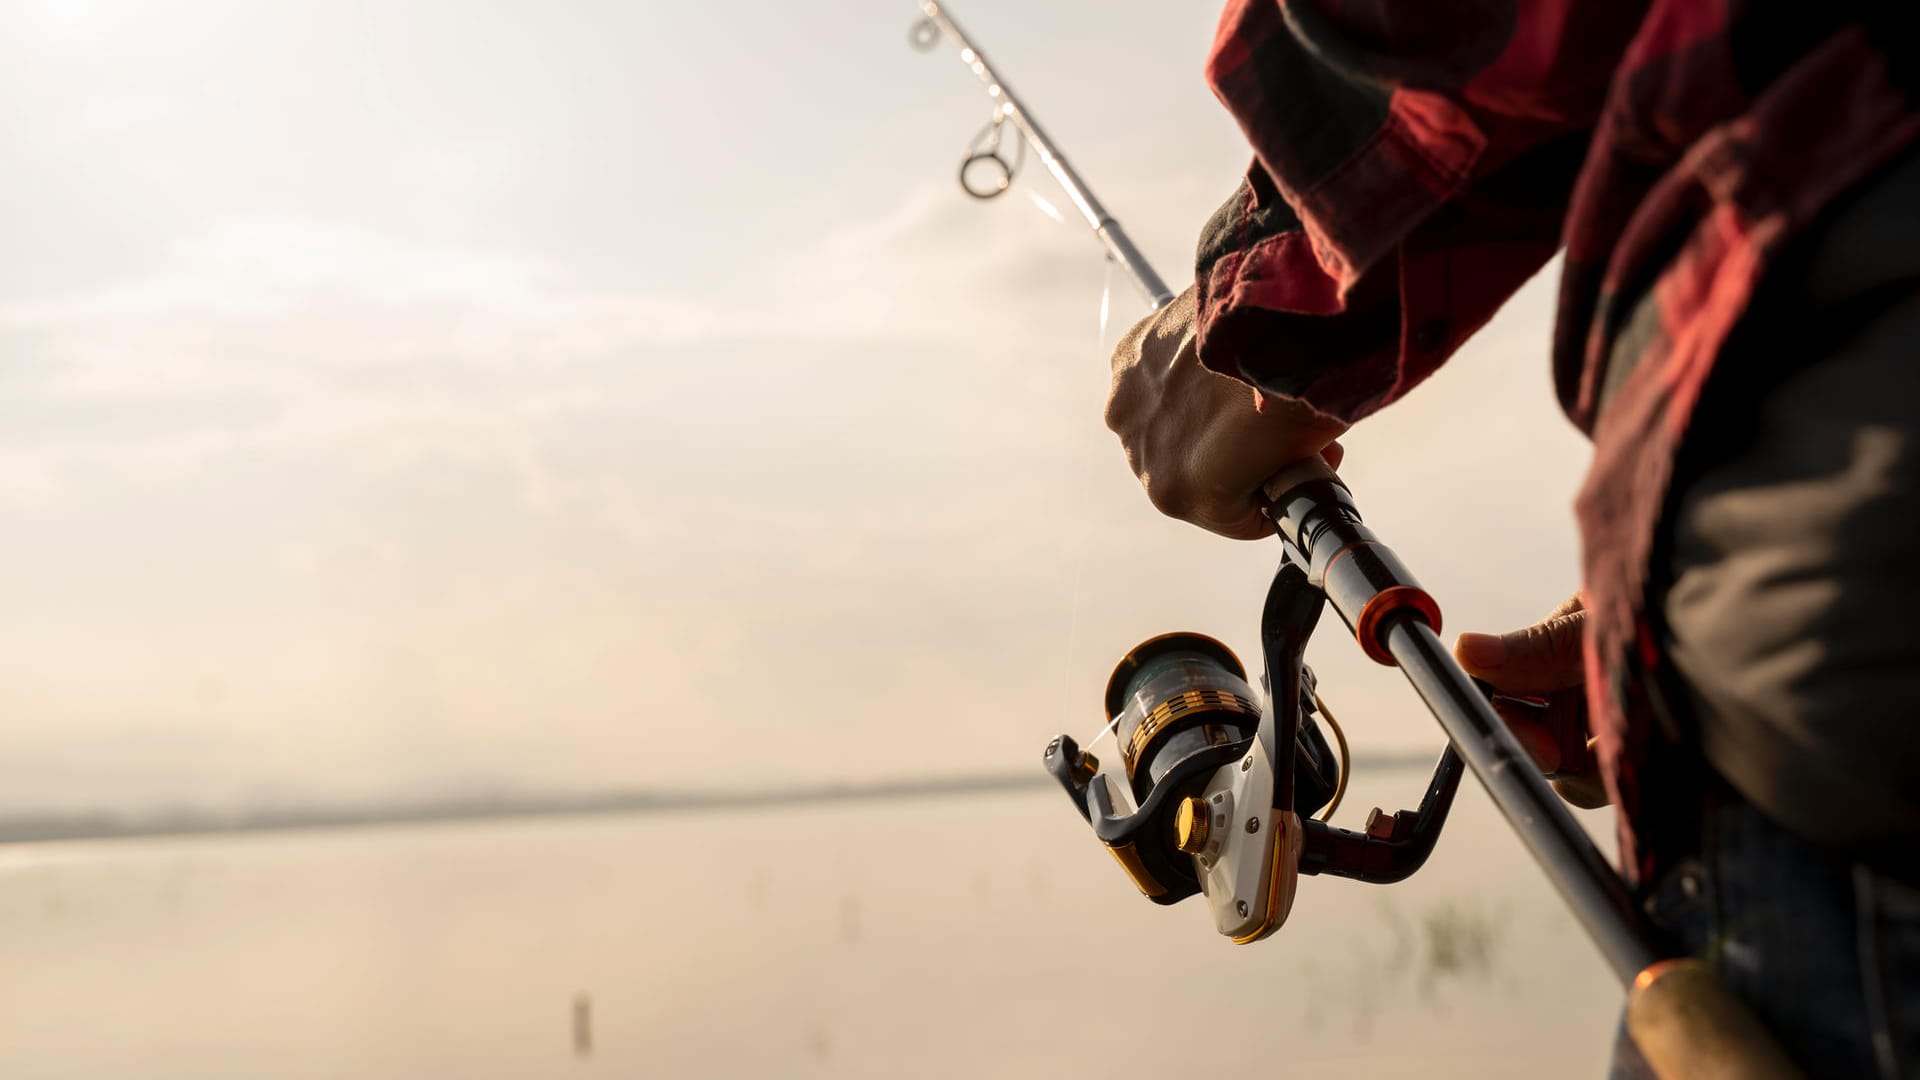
[0,750,1440,845]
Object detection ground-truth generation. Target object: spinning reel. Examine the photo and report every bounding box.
[1043,458,1465,943]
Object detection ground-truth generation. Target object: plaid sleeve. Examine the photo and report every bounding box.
[1195,0,1646,422]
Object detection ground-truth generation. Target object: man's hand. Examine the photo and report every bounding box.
[1105,285,1348,540]
[1455,594,1609,809]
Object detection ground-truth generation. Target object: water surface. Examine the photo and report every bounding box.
[0,773,1620,1078]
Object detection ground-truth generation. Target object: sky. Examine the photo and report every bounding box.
[0,0,1592,814]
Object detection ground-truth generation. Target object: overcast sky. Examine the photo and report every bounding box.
[0,0,1590,813]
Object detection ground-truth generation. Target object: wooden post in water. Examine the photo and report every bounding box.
[572,992,593,1059]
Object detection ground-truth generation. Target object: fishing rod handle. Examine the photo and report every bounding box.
[1627,959,1804,1079]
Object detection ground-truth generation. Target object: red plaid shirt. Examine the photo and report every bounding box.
[1196,0,1920,881]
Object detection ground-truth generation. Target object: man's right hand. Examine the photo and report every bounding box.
[1455,593,1609,809]
[1104,285,1348,540]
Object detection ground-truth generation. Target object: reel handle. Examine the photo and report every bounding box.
[1298,745,1463,884]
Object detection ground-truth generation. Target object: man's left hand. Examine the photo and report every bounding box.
[1456,594,1609,809]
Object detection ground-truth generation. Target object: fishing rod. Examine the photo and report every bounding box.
[912,6,1801,1077]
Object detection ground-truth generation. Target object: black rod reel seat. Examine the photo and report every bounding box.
[1043,457,1469,943]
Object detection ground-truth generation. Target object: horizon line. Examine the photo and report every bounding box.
[0,749,1444,846]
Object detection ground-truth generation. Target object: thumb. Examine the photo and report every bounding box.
[1454,608,1588,695]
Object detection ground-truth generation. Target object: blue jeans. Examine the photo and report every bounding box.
[1609,797,1920,1078]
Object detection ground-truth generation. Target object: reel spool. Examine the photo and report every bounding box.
[1105,633,1259,799]
[1102,633,1343,826]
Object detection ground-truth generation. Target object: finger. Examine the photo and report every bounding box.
[1539,688,1593,771]
[1552,754,1611,810]
[1320,440,1346,472]
[1497,695,1609,808]
[1546,590,1584,620]
[1454,608,1588,695]
[1493,705,1563,774]
[1209,504,1280,542]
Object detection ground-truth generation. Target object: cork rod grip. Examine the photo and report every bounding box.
[1626,959,1802,1079]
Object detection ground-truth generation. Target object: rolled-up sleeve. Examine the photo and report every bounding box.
[1195,0,1646,422]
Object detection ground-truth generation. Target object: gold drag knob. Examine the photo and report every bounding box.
[1174,796,1211,855]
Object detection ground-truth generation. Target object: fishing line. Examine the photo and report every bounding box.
[1057,255,1119,754]
[913,0,1167,748]
[1025,190,1067,225]
[976,74,1124,754]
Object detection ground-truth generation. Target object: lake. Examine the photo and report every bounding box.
[0,768,1622,1078]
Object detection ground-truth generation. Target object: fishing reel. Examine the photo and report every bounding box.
[1042,459,1465,943]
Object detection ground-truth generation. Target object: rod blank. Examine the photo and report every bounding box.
[1382,617,1658,985]
[916,0,1175,310]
